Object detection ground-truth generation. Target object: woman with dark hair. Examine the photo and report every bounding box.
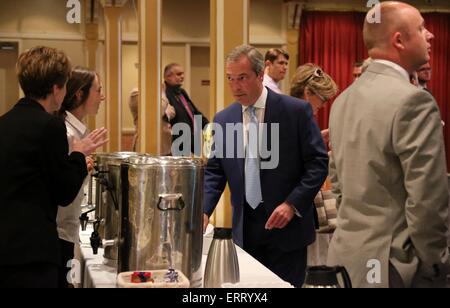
[56,66,105,288]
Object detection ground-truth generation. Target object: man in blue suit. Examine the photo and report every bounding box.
[203,45,328,287]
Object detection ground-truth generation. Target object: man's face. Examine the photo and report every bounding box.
[267,55,288,83]
[417,62,432,83]
[165,65,185,87]
[403,8,434,71]
[226,56,264,107]
[353,66,362,80]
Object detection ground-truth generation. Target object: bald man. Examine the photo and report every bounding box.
[327,2,449,288]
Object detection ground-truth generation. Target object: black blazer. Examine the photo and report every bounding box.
[0,98,87,266]
[165,85,209,153]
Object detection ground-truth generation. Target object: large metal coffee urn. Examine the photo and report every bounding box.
[90,152,140,264]
[79,174,96,231]
[119,156,204,287]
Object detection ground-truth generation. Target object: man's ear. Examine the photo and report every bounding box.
[52,84,60,94]
[75,89,83,101]
[392,32,405,51]
[51,84,64,99]
[259,72,264,81]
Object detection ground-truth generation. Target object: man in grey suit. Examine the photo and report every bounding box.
[327,1,449,288]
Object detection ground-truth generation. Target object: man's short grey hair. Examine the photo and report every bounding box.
[164,63,181,78]
[226,45,265,76]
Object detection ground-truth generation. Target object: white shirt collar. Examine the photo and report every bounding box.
[242,86,268,113]
[263,74,282,94]
[373,59,410,82]
[419,84,427,90]
[65,111,87,136]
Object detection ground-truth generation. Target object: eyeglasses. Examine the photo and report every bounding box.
[312,90,328,103]
[304,68,324,85]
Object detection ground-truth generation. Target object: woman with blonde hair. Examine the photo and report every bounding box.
[290,63,338,144]
[291,64,338,267]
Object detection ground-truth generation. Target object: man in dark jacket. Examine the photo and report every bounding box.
[203,45,329,287]
[0,46,108,288]
[163,63,209,155]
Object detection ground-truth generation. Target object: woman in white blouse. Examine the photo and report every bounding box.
[56,67,105,288]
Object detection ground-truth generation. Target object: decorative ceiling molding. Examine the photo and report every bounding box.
[98,0,128,8]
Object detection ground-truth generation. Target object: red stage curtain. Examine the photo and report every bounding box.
[424,13,450,171]
[299,11,450,171]
[299,11,368,131]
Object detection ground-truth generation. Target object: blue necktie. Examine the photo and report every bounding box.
[245,106,262,209]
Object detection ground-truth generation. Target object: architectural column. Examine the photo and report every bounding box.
[85,23,98,131]
[137,0,161,154]
[210,0,249,228]
[101,2,126,152]
[286,2,302,81]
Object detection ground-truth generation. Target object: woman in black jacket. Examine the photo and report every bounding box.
[0,46,108,288]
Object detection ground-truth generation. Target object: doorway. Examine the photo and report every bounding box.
[190,46,210,121]
[0,42,19,116]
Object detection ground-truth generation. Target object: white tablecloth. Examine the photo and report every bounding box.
[78,227,292,288]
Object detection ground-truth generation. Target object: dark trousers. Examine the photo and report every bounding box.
[243,203,307,288]
[0,263,58,288]
[58,239,75,288]
[389,262,405,288]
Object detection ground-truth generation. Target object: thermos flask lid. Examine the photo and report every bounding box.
[213,228,233,240]
[305,266,340,286]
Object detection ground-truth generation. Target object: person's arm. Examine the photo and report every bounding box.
[203,119,227,231]
[285,102,329,215]
[41,118,88,207]
[328,152,342,209]
[393,91,449,268]
[162,90,176,121]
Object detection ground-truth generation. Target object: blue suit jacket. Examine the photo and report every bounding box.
[204,89,328,251]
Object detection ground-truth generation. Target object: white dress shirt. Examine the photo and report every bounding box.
[57,111,89,244]
[241,87,301,216]
[374,60,445,127]
[263,74,282,94]
[373,59,410,82]
[242,87,267,152]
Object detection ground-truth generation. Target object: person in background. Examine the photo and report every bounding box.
[263,48,289,94]
[414,62,445,126]
[128,87,139,152]
[290,63,338,145]
[410,72,419,86]
[417,62,432,91]
[161,82,174,155]
[352,61,364,80]
[0,46,108,288]
[327,1,449,288]
[290,64,338,266]
[164,63,209,155]
[56,67,106,288]
[128,84,175,155]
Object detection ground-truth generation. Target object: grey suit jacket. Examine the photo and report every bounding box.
[327,62,449,288]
